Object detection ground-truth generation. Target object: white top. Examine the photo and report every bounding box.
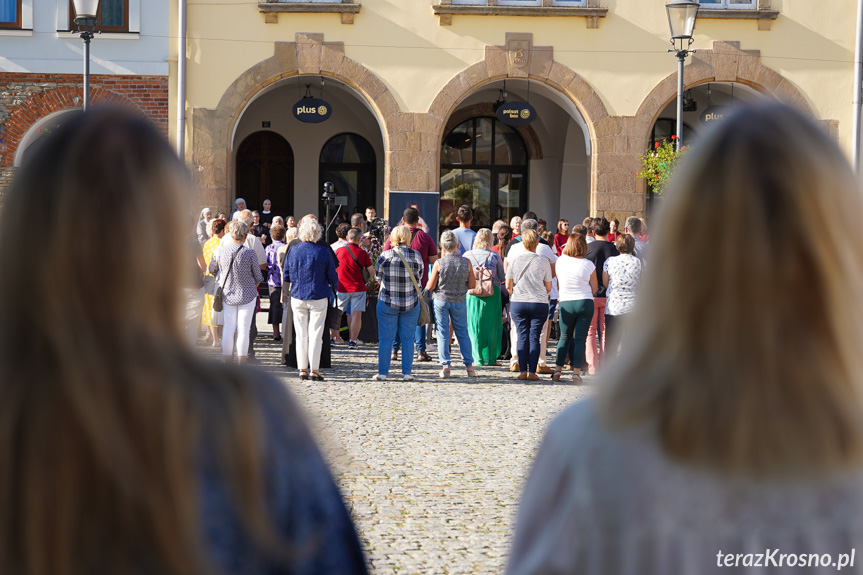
[604,254,642,316]
[330,239,348,251]
[556,255,595,302]
[508,399,863,575]
[508,242,559,299]
[586,236,595,244]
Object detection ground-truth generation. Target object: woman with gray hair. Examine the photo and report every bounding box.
[284,219,338,381]
[463,228,505,365]
[208,220,263,363]
[426,230,477,378]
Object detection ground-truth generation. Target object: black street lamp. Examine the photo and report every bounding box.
[666,0,699,151]
[71,0,99,111]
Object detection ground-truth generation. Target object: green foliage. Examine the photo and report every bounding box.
[637,137,687,196]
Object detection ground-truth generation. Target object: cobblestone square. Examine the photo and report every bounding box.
[244,325,593,574]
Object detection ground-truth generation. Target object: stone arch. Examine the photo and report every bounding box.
[423,34,612,216]
[1,87,144,168]
[633,41,817,154]
[190,33,403,212]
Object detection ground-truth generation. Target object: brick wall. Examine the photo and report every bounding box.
[0,73,169,173]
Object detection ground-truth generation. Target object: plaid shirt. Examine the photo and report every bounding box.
[375,246,424,311]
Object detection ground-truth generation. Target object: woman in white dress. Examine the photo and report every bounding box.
[508,104,863,574]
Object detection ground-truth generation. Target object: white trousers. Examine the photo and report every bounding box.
[291,298,328,371]
[222,298,257,358]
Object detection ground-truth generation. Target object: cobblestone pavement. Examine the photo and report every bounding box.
[210,317,594,574]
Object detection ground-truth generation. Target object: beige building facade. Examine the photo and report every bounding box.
[175,0,853,229]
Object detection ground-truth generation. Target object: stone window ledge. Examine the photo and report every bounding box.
[0,29,33,37]
[697,8,779,30]
[433,5,608,27]
[56,31,140,40]
[258,2,360,24]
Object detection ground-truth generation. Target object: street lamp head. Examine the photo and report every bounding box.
[72,0,100,27]
[666,0,700,41]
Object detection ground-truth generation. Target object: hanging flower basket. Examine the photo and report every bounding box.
[637,136,687,197]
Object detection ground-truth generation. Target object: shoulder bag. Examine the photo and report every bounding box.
[393,248,432,326]
[212,246,241,312]
[468,252,495,297]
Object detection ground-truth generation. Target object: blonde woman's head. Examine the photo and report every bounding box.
[601,103,863,477]
[521,229,539,251]
[473,228,493,251]
[390,225,412,247]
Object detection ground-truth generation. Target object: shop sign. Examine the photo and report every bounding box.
[700,105,729,125]
[496,101,536,127]
[293,97,332,123]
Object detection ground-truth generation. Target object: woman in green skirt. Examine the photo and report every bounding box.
[463,228,506,365]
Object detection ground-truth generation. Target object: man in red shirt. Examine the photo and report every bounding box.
[335,228,375,349]
[383,207,439,360]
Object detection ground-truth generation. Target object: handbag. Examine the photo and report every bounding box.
[212,247,241,313]
[326,287,342,331]
[393,248,432,326]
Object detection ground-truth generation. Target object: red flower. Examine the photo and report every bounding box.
[654,142,660,149]
[671,135,677,140]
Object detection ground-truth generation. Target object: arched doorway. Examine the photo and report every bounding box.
[440,116,528,230]
[235,131,294,215]
[319,133,376,226]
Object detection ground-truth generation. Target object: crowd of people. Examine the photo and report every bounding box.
[7,103,863,575]
[192,198,649,383]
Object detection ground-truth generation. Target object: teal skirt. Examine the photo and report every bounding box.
[466,285,502,366]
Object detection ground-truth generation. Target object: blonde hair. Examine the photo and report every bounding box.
[390,225,412,247]
[473,228,493,251]
[521,229,539,251]
[562,232,588,258]
[600,103,863,477]
[285,227,298,242]
[0,108,282,574]
[439,230,459,253]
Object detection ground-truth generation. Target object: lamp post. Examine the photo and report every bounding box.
[666,0,699,151]
[71,0,100,111]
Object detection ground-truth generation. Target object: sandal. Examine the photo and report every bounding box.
[517,372,528,380]
[466,367,477,378]
[572,372,583,385]
[551,368,562,382]
[439,367,451,378]
[298,370,309,381]
[527,373,540,381]
[311,371,324,381]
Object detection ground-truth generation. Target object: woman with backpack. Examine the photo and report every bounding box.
[463,228,506,366]
[426,230,477,378]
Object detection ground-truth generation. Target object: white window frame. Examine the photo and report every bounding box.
[697,0,757,9]
[57,0,140,33]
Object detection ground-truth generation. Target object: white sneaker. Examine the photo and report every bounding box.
[403,374,415,381]
[372,374,387,381]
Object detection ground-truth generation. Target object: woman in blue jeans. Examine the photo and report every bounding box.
[426,230,477,378]
[505,229,553,381]
[373,225,425,381]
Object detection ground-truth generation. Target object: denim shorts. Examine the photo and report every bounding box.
[337,291,367,313]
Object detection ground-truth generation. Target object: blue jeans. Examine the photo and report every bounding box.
[433,299,474,367]
[510,301,549,374]
[392,289,432,354]
[377,299,421,376]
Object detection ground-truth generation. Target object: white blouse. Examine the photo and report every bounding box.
[507,399,863,575]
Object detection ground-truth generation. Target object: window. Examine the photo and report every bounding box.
[0,0,21,29]
[68,0,128,32]
[697,0,756,8]
[440,117,528,230]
